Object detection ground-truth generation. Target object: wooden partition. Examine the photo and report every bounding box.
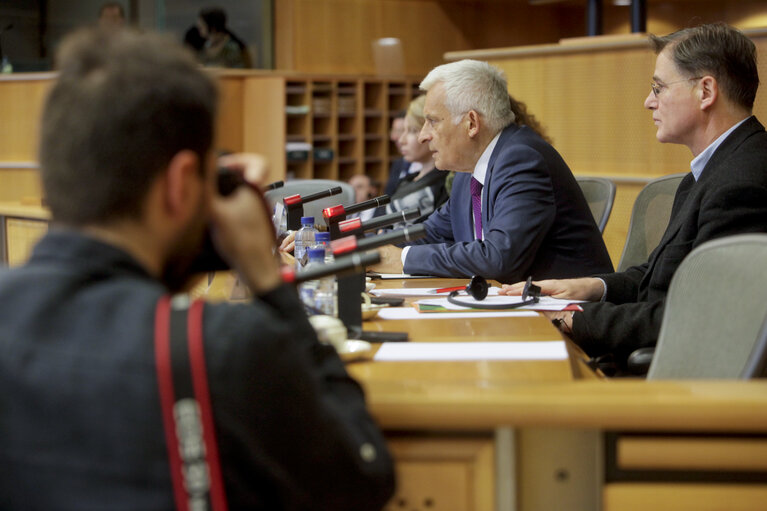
[0,70,420,265]
[446,28,767,264]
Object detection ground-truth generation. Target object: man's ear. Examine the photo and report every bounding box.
[466,110,481,138]
[698,76,717,111]
[163,149,202,219]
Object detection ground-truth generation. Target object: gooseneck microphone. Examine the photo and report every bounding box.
[323,194,390,238]
[331,224,427,256]
[283,186,344,230]
[281,252,380,284]
[338,207,421,237]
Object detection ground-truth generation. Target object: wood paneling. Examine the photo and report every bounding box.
[0,169,42,202]
[274,0,580,76]
[603,483,767,511]
[0,77,52,162]
[6,217,47,266]
[384,436,495,511]
[274,0,767,76]
[617,436,767,471]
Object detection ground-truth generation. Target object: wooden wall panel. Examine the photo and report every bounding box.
[0,77,51,162]
[274,0,580,76]
[0,169,42,202]
[275,0,767,76]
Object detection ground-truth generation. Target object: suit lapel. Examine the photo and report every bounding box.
[483,125,519,228]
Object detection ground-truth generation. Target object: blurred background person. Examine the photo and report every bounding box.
[98,2,126,30]
[196,7,250,68]
[348,174,381,222]
[383,112,415,197]
[382,95,449,227]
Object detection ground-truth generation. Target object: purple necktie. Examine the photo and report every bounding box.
[470,177,483,240]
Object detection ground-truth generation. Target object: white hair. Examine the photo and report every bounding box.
[420,59,515,134]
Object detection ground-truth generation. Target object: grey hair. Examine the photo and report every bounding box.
[420,59,515,134]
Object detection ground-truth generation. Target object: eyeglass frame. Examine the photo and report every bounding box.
[650,76,702,97]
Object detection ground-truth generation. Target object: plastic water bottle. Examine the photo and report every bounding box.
[314,268,337,318]
[312,231,337,316]
[294,216,318,269]
[314,231,333,261]
[299,248,325,313]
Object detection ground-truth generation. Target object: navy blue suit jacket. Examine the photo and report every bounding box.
[403,124,613,283]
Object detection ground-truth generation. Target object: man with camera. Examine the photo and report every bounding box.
[0,28,394,509]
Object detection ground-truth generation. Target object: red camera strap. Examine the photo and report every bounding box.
[154,296,228,511]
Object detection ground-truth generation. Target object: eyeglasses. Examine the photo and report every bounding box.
[650,77,702,97]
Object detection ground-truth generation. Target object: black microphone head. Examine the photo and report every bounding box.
[466,275,489,300]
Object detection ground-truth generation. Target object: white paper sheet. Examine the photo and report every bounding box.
[374,341,568,361]
[416,295,584,312]
[371,286,501,298]
[376,307,537,320]
[367,273,435,280]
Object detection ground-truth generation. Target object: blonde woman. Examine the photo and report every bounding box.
[384,95,449,226]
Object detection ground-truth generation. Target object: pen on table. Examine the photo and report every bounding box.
[429,285,465,294]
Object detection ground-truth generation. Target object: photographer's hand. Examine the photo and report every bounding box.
[211,153,282,294]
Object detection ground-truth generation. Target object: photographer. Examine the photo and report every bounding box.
[0,28,394,510]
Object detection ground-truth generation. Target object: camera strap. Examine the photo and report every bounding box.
[154,295,228,511]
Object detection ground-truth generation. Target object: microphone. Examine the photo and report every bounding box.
[323,195,390,239]
[283,186,344,230]
[281,251,380,284]
[331,224,426,256]
[338,207,421,237]
[322,195,390,221]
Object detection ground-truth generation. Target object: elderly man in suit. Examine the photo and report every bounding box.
[502,23,767,369]
[370,59,613,282]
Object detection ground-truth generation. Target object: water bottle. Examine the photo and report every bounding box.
[299,247,326,313]
[314,267,337,318]
[312,231,337,316]
[314,231,333,261]
[294,216,318,269]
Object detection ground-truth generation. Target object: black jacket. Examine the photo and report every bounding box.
[572,116,767,364]
[0,230,394,510]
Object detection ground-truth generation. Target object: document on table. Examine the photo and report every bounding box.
[374,341,568,361]
[371,286,501,298]
[366,272,435,280]
[414,295,584,312]
[377,307,537,320]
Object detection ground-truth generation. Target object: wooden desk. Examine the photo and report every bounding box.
[0,202,49,266]
[343,277,767,511]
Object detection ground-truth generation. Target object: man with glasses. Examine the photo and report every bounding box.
[501,23,767,371]
[369,59,613,282]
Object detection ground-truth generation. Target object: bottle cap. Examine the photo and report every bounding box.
[301,216,315,225]
[315,232,330,243]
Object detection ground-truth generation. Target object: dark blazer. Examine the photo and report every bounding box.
[403,124,613,283]
[0,231,394,510]
[572,116,767,364]
[383,157,411,197]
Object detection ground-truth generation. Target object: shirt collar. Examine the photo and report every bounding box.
[471,131,502,186]
[690,116,750,181]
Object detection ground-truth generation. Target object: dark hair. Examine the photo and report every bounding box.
[509,94,551,144]
[650,23,759,111]
[40,28,217,226]
[199,7,227,34]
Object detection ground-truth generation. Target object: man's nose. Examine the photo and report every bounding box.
[644,90,657,110]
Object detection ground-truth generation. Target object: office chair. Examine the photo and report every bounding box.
[641,234,767,379]
[575,176,616,233]
[617,173,686,272]
[265,178,356,226]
